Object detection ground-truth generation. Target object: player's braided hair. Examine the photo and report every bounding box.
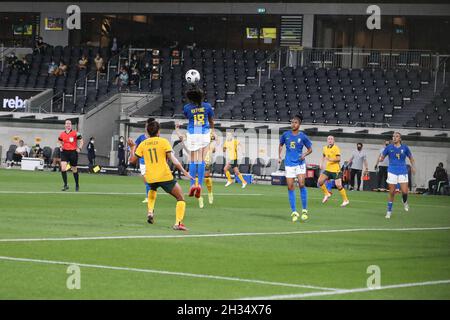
[185,85,204,107]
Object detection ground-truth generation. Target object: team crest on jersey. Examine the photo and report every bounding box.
[69,137,74,142]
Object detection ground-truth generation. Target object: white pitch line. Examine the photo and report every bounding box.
[0,191,263,196]
[240,279,450,300]
[0,227,448,243]
[0,255,338,292]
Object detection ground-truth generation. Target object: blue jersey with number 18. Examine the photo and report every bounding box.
[183,102,214,135]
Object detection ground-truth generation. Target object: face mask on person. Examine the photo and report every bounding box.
[357,146,362,151]
[91,140,95,144]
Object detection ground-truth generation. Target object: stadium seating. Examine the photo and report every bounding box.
[219,66,432,126]
[406,86,450,129]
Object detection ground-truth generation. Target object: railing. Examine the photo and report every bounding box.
[121,93,155,116]
[0,45,17,73]
[293,48,439,70]
[434,56,449,93]
[256,50,281,86]
[31,90,65,113]
[257,47,450,87]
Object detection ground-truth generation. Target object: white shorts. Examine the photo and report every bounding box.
[386,172,408,185]
[139,164,146,176]
[285,164,307,178]
[186,133,210,152]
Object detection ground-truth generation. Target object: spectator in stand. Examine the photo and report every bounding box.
[116,66,129,91]
[78,55,88,70]
[51,143,62,172]
[374,139,390,191]
[32,144,44,159]
[34,36,46,54]
[54,61,68,76]
[111,37,118,55]
[142,62,151,80]
[130,68,140,86]
[94,54,104,72]
[7,52,18,68]
[48,60,57,75]
[8,140,29,167]
[18,57,30,75]
[130,54,139,70]
[428,162,449,195]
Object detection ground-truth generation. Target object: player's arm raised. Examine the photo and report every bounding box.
[167,151,193,180]
[127,138,138,165]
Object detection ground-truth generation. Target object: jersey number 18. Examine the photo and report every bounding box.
[194,114,205,125]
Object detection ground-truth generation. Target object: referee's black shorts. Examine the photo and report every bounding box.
[61,150,78,167]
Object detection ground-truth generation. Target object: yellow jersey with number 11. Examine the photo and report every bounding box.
[135,137,174,183]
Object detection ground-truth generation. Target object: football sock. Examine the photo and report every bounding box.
[387,201,393,212]
[402,193,408,203]
[198,161,206,186]
[205,177,213,193]
[288,189,296,212]
[175,200,186,224]
[339,188,348,201]
[300,187,308,210]
[148,190,157,213]
[73,172,79,187]
[189,162,197,187]
[237,173,245,184]
[195,177,199,187]
[321,183,330,195]
[61,171,68,186]
[225,171,232,183]
[145,182,150,198]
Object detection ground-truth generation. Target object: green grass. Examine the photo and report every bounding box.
[0,169,449,299]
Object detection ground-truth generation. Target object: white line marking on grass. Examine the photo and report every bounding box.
[240,279,450,300]
[0,255,338,292]
[0,227,448,243]
[0,191,263,196]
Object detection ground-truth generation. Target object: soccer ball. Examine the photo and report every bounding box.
[185,69,201,83]
[301,213,309,221]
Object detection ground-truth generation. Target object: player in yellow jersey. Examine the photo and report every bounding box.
[128,121,193,231]
[317,135,350,207]
[202,132,216,206]
[223,132,247,188]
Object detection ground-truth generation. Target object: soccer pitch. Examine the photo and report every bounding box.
[0,169,449,300]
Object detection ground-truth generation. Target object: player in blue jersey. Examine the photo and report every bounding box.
[379,132,416,219]
[279,114,313,222]
[183,86,215,199]
[129,117,154,203]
